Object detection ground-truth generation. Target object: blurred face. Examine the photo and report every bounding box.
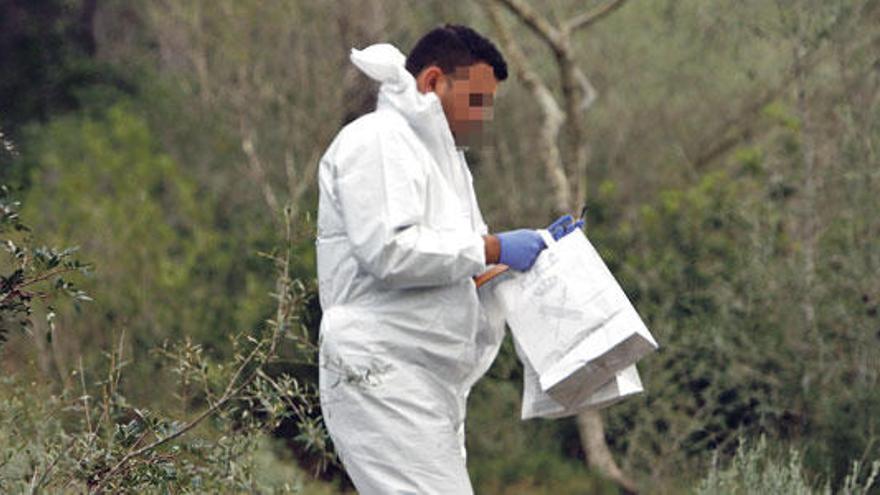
[416,62,498,147]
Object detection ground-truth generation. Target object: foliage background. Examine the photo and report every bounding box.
[1,0,878,493]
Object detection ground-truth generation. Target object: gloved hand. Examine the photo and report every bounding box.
[546,214,585,241]
[496,229,546,271]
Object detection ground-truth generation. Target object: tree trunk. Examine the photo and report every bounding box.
[488,1,639,492]
[577,410,638,493]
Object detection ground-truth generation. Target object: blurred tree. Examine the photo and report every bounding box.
[0,0,132,134]
[486,0,639,490]
[14,104,270,393]
[0,165,91,380]
[0,0,96,127]
[0,0,137,193]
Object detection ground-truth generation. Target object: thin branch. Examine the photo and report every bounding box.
[691,30,878,169]
[494,0,563,54]
[88,209,297,493]
[574,67,598,112]
[0,266,80,304]
[78,357,93,436]
[89,342,264,493]
[487,2,572,212]
[28,437,76,494]
[239,123,282,221]
[285,148,321,221]
[568,0,629,33]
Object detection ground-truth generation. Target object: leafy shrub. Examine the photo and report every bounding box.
[696,436,879,495]
[0,194,337,492]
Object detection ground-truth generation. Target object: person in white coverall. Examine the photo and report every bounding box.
[316,25,582,494]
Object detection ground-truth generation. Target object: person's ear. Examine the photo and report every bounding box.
[416,66,446,94]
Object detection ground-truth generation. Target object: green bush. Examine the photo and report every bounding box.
[14,103,274,383]
[696,436,879,495]
[0,188,336,492]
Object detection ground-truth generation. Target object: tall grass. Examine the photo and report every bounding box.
[696,436,880,495]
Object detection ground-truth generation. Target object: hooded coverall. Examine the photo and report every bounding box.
[316,44,505,494]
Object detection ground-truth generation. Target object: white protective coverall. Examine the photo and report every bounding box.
[316,43,506,494]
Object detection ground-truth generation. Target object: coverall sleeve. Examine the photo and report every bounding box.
[333,124,486,289]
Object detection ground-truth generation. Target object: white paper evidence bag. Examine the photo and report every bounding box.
[477,228,659,419]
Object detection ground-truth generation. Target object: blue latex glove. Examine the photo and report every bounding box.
[546,214,585,241]
[497,229,546,271]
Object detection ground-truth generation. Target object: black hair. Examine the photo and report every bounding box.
[405,24,508,81]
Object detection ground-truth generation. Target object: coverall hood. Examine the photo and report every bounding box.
[350,44,465,188]
[349,43,444,131]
